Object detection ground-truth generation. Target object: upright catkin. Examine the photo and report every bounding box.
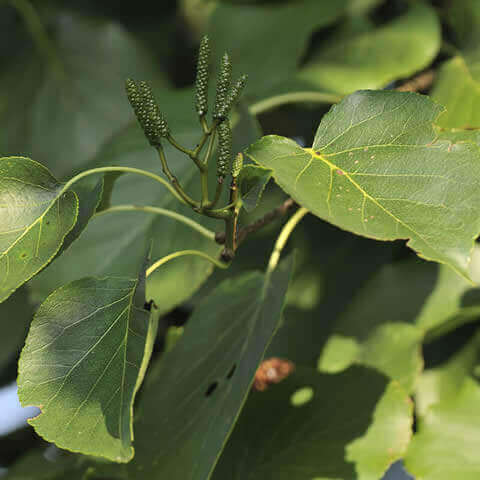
[195,36,211,117]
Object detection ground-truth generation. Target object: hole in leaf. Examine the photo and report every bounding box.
[290,386,314,407]
[226,364,236,380]
[205,381,218,397]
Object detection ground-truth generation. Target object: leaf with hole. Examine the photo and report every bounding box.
[123,256,293,479]
[0,157,78,303]
[247,90,480,279]
[17,262,153,462]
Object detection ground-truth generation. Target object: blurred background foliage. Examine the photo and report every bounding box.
[1,0,480,479]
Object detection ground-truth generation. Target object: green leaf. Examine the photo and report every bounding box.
[207,0,348,98]
[414,331,480,418]
[0,13,166,176]
[317,260,432,391]
[405,376,480,480]
[28,94,260,314]
[431,56,480,129]
[0,157,78,303]
[298,3,440,95]
[18,269,152,462]
[238,165,272,212]
[416,244,480,338]
[124,257,293,479]
[212,367,412,480]
[0,286,34,371]
[442,0,480,49]
[247,90,480,279]
[405,326,480,479]
[3,449,83,480]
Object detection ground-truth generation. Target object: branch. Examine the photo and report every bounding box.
[396,69,435,93]
[215,198,296,247]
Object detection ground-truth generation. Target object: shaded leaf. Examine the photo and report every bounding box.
[299,4,440,95]
[247,90,480,279]
[317,260,433,391]
[0,286,35,371]
[0,157,78,303]
[0,13,166,176]
[238,165,272,212]
[18,270,152,462]
[124,257,293,479]
[212,367,412,480]
[207,0,348,98]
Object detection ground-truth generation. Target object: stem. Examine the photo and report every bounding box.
[202,127,217,167]
[207,178,224,209]
[95,205,216,241]
[166,133,195,157]
[9,0,65,79]
[155,147,199,208]
[249,91,342,116]
[60,166,187,205]
[146,250,229,277]
[267,207,308,273]
[215,198,296,246]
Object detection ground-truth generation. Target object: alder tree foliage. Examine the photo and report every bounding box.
[2,1,480,479]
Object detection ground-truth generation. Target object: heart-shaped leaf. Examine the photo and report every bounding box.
[0,157,78,303]
[247,90,480,279]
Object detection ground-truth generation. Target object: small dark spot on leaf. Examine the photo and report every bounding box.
[20,253,27,259]
[205,381,218,397]
[226,364,236,379]
[45,221,50,225]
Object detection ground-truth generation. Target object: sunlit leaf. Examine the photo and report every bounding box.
[18,267,153,462]
[248,90,480,279]
[0,157,78,303]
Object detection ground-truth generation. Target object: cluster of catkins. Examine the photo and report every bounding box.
[126,36,247,181]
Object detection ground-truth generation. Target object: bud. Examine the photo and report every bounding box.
[231,152,243,178]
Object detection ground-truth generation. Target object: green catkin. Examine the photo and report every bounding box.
[231,153,243,178]
[195,36,211,117]
[125,79,143,124]
[213,53,232,121]
[224,74,247,115]
[217,120,232,178]
[137,81,169,145]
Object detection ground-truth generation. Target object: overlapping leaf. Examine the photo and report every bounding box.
[0,157,78,303]
[299,3,440,95]
[207,0,348,99]
[212,367,412,480]
[405,332,480,480]
[0,13,166,176]
[119,257,293,479]
[18,268,152,462]
[247,90,480,279]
